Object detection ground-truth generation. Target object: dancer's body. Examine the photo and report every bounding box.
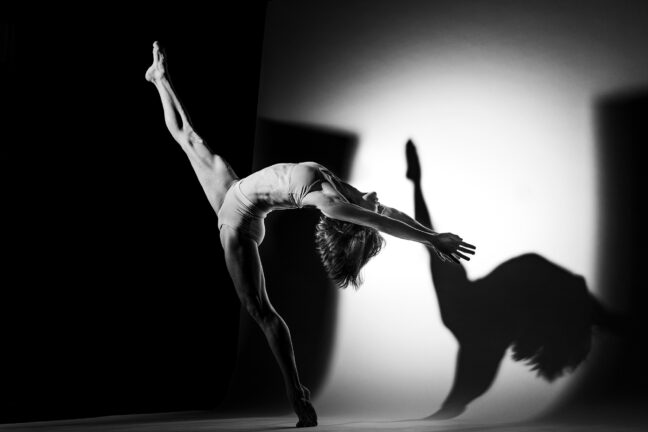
[145,42,475,427]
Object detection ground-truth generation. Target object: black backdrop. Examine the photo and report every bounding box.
[2,4,266,423]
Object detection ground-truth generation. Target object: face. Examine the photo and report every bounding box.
[360,191,380,212]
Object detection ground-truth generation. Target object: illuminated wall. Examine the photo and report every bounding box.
[256,0,648,422]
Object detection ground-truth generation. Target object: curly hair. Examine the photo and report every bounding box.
[315,215,386,289]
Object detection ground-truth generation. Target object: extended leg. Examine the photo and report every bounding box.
[405,140,469,290]
[220,228,317,428]
[145,42,237,210]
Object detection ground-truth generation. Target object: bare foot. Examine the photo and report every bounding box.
[293,386,317,428]
[145,41,166,82]
[295,399,317,428]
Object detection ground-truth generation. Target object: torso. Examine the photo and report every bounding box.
[238,162,330,213]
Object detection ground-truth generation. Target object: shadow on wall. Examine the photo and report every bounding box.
[219,118,358,414]
[405,141,626,420]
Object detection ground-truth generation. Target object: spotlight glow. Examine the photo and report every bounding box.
[257,0,648,423]
[308,62,595,421]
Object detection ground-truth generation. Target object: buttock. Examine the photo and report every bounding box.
[217,180,266,245]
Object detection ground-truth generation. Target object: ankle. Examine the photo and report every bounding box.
[289,385,306,400]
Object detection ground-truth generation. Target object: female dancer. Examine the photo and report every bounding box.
[145,42,475,427]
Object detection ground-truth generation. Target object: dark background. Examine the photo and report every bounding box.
[2,4,266,423]
[2,1,648,426]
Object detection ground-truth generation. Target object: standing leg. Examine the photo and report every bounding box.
[145,41,237,212]
[427,343,507,419]
[220,227,318,428]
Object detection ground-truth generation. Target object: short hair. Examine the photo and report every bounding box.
[315,215,386,289]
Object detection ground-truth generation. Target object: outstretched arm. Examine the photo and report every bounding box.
[310,194,475,263]
[380,204,436,235]
[380,204,475,262]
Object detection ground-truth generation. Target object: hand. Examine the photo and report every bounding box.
[430,233,476,264]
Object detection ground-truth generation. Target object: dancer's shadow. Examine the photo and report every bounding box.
[405,140,624,419]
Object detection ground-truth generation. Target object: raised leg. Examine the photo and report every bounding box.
[146,41,237,211]
[406,140,469,290]
[220,227,317,428]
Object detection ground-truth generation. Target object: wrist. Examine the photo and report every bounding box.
[426,233,438,248]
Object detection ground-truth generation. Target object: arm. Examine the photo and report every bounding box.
[380,204,476,262]
[321,199,438,246]
[303,191,475,262]
[379,204,436,234]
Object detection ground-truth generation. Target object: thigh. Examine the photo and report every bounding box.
[191,154,240,212]
[220,226,272,313]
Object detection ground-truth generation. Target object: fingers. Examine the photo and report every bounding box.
[435,249,450,263]
[455,251,471,261]
[433,235,476,263]
[452,234,476,251]
[448,237,476,256]
[458,246,475,254]
[459,241,476,250]
[449,253,461,264]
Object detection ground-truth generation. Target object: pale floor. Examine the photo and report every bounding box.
[1,414,646,432]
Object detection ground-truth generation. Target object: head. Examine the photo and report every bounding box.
[315,215,386,289]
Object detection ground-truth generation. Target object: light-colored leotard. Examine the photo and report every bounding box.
[217,162,349,245]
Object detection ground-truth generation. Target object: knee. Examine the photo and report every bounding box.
[174,129,197,149]
[187,129,203,145]
[177,128,203,148]
[179,129,216,161]
[242,299,274,326]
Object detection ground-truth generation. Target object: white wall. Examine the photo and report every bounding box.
[257,0,648,422]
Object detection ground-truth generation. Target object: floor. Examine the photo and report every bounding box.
[1,414,646,432]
